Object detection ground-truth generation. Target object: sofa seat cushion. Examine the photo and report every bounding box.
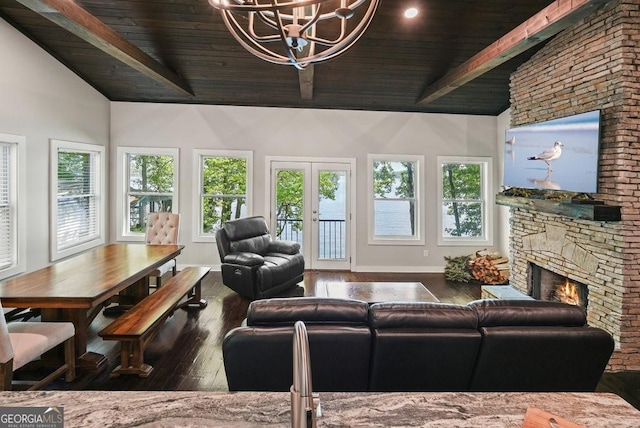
[255,252,305,293]
[224,252,265,266]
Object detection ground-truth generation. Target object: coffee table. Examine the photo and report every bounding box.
[319,281,439,304]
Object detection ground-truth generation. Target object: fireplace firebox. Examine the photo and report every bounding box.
[527,263,589,312]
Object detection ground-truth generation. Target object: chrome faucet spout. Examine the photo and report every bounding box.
[291,321,317,428]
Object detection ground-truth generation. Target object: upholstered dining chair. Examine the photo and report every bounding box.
[0,300,75,390]
[146,212,180,287]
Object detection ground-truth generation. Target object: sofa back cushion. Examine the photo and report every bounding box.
[247,297,369,327]
[469,326,614,392]
[469,299,586,327]
[368,302,481,392]
[223,325,371,392]
[468,300,613,392]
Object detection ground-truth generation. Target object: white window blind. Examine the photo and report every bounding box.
[56,150,99,249]
[0,143,14,270]
[51,140,105,261]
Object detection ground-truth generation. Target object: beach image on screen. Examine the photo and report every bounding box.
[503,110,600,193]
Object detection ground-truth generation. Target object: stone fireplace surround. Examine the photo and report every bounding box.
[508,216,624,368]
[506,0,640,371]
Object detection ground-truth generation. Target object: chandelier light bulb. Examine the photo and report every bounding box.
[209,0,380,70]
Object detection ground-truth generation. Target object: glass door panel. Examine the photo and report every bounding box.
[271,160,350,270]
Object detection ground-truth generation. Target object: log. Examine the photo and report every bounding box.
[467,253,510,284]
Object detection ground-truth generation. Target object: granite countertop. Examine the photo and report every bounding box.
[0,391,638,427]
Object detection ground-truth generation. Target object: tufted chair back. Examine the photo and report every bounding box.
[145,213,180,245]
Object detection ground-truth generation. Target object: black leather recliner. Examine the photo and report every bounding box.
[216,216,305,300]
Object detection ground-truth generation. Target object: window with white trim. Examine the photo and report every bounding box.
[192,149,253,242]
[51,140,105,261]
[0,133,25,280]
[368,154,424,245]
[116,147,179,241]
[437,156,493,246]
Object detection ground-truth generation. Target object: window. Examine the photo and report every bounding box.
[437,156,493,246]
[0,133,25,280]
[368,154,424,245]
[192,150,253,242]
[50,140,105,261]
[116,147,179,241]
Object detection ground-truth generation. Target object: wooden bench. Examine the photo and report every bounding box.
[98,266,210,378]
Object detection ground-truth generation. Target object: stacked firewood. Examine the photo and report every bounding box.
[466,250,510,284]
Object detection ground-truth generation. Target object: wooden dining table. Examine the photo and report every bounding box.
[0,243,185,373]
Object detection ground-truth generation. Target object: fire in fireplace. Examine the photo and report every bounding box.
[527,263,588,311]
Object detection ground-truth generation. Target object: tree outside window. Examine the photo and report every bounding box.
[127,154,174,233]
[274,169,340,239]
[117,147,178,240]
[438,156,493,245]
[193,150,252,241]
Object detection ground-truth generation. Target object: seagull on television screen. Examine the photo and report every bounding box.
[527,141,563,171]
[506,136,515,145]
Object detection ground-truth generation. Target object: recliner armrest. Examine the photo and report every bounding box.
[268,240,300,255]
[224,252,265,266]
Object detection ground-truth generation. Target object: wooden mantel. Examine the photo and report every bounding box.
[496,194,621,222]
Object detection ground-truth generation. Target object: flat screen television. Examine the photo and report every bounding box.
[503,110,601,193]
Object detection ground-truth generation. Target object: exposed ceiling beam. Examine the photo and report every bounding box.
[416,0,610,106]
[299,65,315,101]
[14,0,194,97]
[297,39,315,101]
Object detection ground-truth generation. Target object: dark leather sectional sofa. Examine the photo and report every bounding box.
[223,297,614,392]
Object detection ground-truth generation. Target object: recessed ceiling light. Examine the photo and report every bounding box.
[404,7,418,19]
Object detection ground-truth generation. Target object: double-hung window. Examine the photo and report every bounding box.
[193,149,252,242]
[51,140,105,261]
[116,147,179,241]
[0,133,25,280]
[437,156,493,246]
[368,154,424,245]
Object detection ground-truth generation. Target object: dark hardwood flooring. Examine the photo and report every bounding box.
[43,270,640,411]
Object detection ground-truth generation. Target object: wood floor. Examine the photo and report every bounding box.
[46,270,640,411]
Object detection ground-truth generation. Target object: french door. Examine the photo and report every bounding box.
[269,159,353,270]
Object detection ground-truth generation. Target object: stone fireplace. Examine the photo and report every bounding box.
[508,219,623,366]
[506,0,640,371]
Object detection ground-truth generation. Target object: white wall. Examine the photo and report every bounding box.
[0,18,110,273]
[496,108,512,257]
[110,102,501,271]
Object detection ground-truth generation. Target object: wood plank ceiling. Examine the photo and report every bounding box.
[0,0,608,115]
